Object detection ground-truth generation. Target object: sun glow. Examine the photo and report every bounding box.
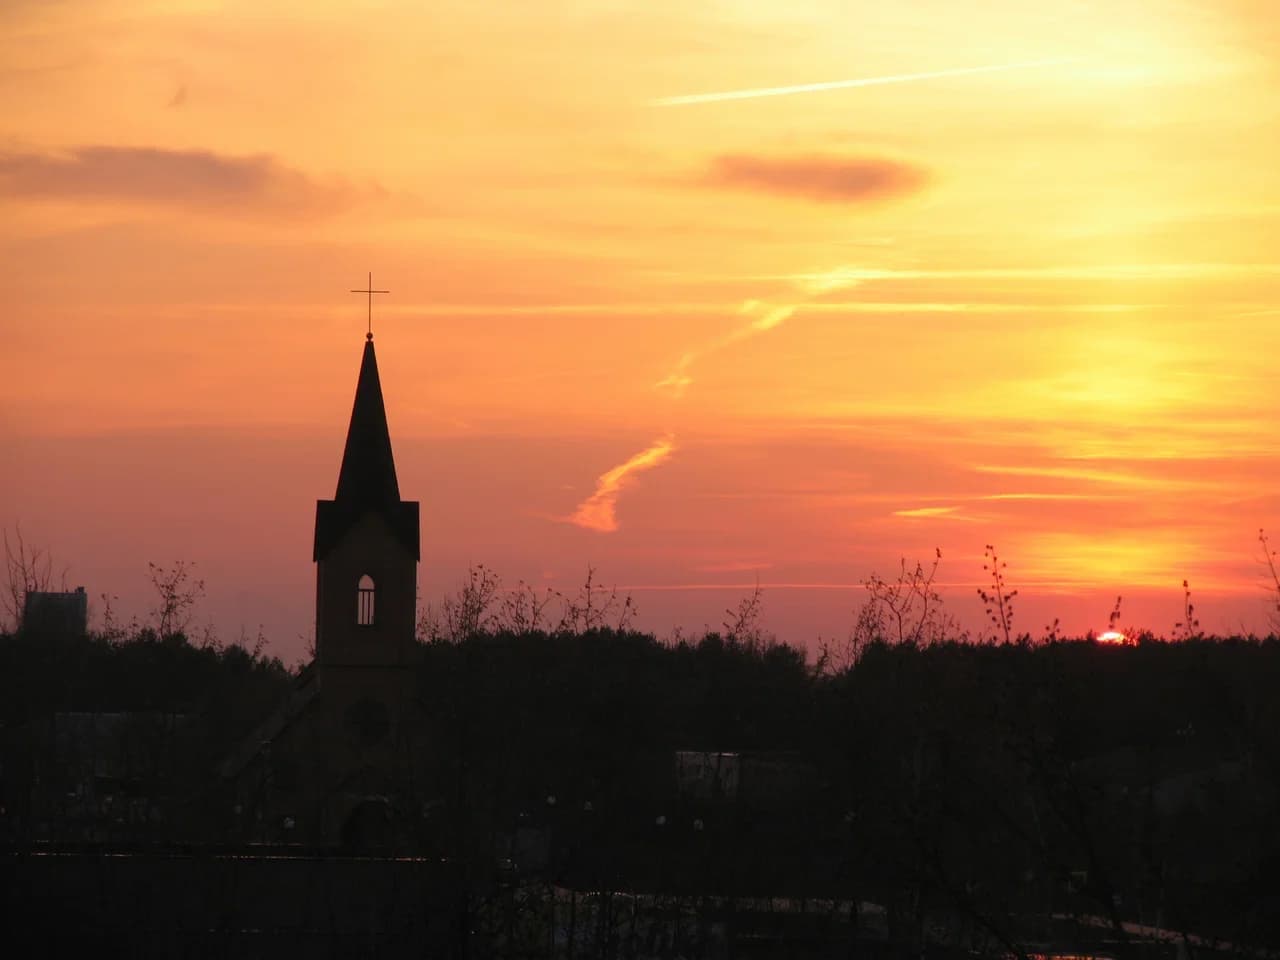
[1097,631,1131,645]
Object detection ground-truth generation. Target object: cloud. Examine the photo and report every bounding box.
[705,153,927,204]
[649,58,1082,106]
[695,560,774,574]
[746,302,794,332]
[0,145,367,218]
[972,463,1216,491]
[653,266,863,397]
[568,436,676,533]
[892,506,964,519]
[653,353,695,397]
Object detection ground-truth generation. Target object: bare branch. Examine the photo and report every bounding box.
[976,545,1017,644]
[148,560,205,638]
[3,524,65,632]
[418,563,502,643]
[1260,528,1280,632]
[723,581,769,650]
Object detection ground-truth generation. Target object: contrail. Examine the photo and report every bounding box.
[650,57,1080,107]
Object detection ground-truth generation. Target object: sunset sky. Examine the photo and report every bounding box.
[3,0,1278,659]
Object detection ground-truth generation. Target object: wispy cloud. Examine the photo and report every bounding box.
[744,302,795,330]
[311,299,1154,318]
[892,506,966,519]
[654,266,864,397]
[568,435,677,533]
[695,560,774,574]
[978,492,1111,501]
[649,57,1082,106]
[0,145,371,218]
[695,264,1280,284]
[973,463,1234,495]
[653,352,695,396]
[704,153,927,204]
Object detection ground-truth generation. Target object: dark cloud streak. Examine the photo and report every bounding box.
[0,145,367,218]
[704,153,928,204]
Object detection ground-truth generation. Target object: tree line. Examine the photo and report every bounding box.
[4,533,1280,952]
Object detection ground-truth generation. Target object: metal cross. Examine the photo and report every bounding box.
[349,272,389,339]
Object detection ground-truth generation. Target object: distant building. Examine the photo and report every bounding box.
[675,750,741,802]
[36,711,185,841]
[23,587,88,636]
[675,750,816,809]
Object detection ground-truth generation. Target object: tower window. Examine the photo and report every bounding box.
[357,574,376,626]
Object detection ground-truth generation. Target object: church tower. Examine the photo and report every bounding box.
[313,333,420,671]
[221,329,425,848]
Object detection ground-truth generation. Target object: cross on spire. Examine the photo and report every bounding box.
[349,272,389,339]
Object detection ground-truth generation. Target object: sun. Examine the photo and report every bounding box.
[1097,630,1131,645]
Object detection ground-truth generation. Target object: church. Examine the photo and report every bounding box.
[222,330,433,849]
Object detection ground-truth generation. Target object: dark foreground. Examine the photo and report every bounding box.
[2,843,1271,960]
[4,626,1280,956]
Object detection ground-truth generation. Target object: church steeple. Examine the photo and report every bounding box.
[314,336,420,563]
[335,335,401,509]
[313,333,421,669]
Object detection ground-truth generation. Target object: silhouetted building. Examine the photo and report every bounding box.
[223,333,431,848]
[22,586,88,636]
[675,750,740,802]
[33,711,185,842]
[675,750,816,810]
[314,333,420,674]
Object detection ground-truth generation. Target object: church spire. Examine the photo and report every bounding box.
[334,335,401,509]
[314,334,420,562]
[312,329,421,672]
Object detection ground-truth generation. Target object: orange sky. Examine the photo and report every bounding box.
[3,0,1278,658]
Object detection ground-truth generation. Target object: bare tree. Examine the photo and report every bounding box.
[1108,594,1124,634]
[1173,578,1200,641]
[554,565,636,633]
[822,549,962,673]
[417,563,503,643]
[418,563,639,642]
[495,579,558,635]
[1260,528,1280,633]
[2,524,66,632]
[856,548,959,647]
[148,560,205,638]
[98,591,138,644]
[723,581,771,650]
[977,544,1018,644]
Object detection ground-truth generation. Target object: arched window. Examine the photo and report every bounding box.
[357,574,376,626]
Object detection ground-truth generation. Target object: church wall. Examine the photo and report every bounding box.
[229,679,436,848]
[301,508,432,847]
[315,511,417,668]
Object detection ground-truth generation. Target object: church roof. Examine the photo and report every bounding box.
[314,335,420,561]
[336,335,401,508]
